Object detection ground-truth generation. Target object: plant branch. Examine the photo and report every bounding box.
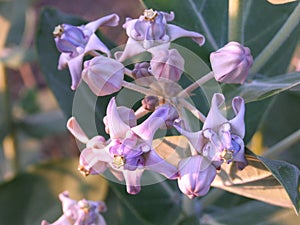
[228,0,245,42]
[122,80,157,96]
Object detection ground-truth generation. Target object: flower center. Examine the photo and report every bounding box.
[220,149,234,163]
[53,24,64,38]
[144,9,158,22]
[78,165,90,176]
[113,155,125,168]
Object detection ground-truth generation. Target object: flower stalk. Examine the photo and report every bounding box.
[228,0,245,42]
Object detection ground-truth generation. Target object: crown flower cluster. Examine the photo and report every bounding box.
[51,8,253,207]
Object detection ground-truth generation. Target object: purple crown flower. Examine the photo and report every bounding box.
[53,14,119,90]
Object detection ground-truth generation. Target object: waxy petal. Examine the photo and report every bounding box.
[114,38,146,62]
[41,215,72,225]
[67,117,89,144]
[173,121,205,154]
[203,93,227,130]
[167,24,205,46]
[67,54,84,90]
[145,150,178,179]
[131,104,171,143]
[106,98,131,140]
[85,13,120,33]
[123,169,144,194]
[79,147,112,175]
[229,96,245,138]
[84,34,111,57]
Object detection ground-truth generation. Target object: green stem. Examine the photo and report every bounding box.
[178,71,214,98]
[121,80,157,96]
[263,129,300,159]
[179,98,206,123]
[228,0,245,42]
[0,63,20,174]
[250,2,300,75]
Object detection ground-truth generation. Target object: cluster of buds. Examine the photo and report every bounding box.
[41,191,107,225]
[52,8,253,201]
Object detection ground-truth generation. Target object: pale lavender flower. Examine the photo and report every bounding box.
[53,14,119,90]
[210,41,253,84]
[82,56,124,96]
[115,9,205,62]
[41,191,107,225]
[178,156,217,199]
[174,93,247,170]
[71,98,178,194]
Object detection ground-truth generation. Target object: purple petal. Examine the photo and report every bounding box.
[84,34,111,57]
[57,53,71,70]
[203,93,227,130]
[122,169,143,194]
[232,135,247,170]
[67,54,84,90]
[84,13,120,33]
[229,96,245,138]
[173,120,205,153]
[167,24,205,46]
[144,150,178,179]
[106,98,131,139]
[79,147,112,175]
[67,117,89,144]
[131,104,171,143]
[114,38,146,62]
[41,215,72,225]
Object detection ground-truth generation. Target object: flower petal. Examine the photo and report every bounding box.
[84,13,120,33]
[79,147,112,175]
[67,54,84,90]
[203,93,227,130]
[131,104,171,143]
[122,169,144,194]
[106,97,131,139]
[114,38,146,62]
[144,150,178,179]
[173,120,205,153]
[67,117,89,144]
[167,24,205,46]
[229,96,245,138]
[84,34,111,57]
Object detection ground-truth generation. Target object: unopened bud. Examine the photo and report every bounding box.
[142,96,159,111]
[210,41,253,84]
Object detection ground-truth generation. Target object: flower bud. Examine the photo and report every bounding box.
[142,96,159,111]
[178,156,216,199]
[82,56,124,96]
[150,48,184,81]
[132,62,155,86]
[210,41,253,84]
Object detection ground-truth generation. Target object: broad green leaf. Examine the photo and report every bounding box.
[16,110,67,138]
[109,178,183,225]
[212,149,299,213]
[201,200,300,225]
[0,159,108,225]
[225,72,300,103]
[154,136,299,213]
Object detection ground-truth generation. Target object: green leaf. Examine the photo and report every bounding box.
[17,110,67,138]
[201,200,300,225]
[225,72,300,103]
[109,178,183,225]
[0,158,108,225]
[212,149,299,213]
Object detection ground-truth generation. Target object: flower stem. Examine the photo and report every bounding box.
[228,0,245,42]
[178,71,214,98]
[0,63,20,174]
[250,2,300,75]
[124,67,135,79]
[263,129,300,159]
[121,80,157,96]
[179,98,206,123]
